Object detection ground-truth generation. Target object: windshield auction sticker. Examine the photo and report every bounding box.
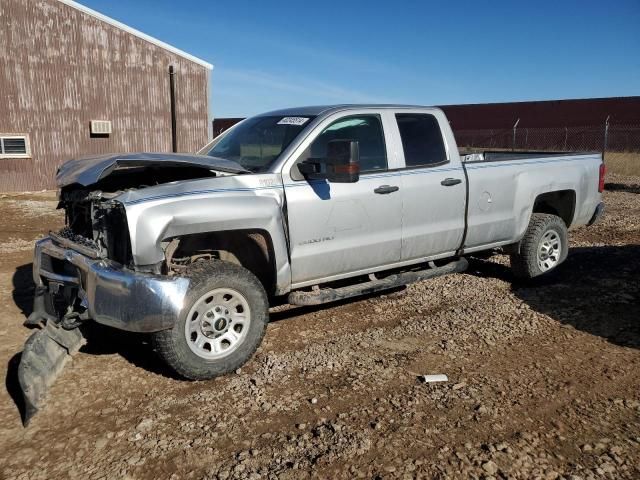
[278,117,310,126]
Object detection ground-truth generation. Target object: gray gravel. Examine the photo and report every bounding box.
[0,175,638,479]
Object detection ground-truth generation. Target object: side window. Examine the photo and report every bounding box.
[395,114,447,167]
[297,115,387,175]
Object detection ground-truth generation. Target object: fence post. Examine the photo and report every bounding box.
[603,115,610,159]
[512,118,520,151]
[564,127,568,150]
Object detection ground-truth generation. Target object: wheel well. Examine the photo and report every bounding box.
[163,230,277,295]
[532,190,576,227]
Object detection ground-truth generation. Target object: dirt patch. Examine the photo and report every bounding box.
[0,238,35,254]
[0,195,62,250]
[0,179,638,479]
[605,152,640,177]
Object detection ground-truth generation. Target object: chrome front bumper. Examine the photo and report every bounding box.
[32,236,189,332]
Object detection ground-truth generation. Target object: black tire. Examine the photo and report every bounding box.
[510,213,568,280]
[151,261,269,380]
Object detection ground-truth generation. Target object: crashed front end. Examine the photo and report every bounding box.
[31,187,189,331]
[18,153,252,425]
[17,155,232,424]
[30,230,189,333]
[21,213,189,425]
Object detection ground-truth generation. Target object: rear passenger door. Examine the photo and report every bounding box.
[392,111,467,261]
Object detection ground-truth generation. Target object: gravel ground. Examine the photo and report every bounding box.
[0,175,638,479]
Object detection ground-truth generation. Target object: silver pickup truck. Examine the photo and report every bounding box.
[19,105,605,423]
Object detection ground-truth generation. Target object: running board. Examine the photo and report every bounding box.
[288,258,468,306]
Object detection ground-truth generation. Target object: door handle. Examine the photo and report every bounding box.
[441,178,462,187]
[374,185,399,194]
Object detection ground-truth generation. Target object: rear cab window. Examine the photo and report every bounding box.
[395,114,447,168]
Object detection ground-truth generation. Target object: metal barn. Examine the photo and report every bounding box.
[0,0,213,191]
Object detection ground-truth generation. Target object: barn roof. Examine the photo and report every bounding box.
[58,0,213,70]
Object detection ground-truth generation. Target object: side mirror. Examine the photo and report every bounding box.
[298,139,360,183]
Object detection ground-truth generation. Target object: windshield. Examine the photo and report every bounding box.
[205,115,314,172]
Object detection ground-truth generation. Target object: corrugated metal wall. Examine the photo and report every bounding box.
[0,0,210,192]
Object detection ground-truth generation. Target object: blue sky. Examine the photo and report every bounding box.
[79,0,640,118]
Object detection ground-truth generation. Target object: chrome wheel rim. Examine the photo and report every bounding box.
[537,229,561,272]
[184,288,251,359]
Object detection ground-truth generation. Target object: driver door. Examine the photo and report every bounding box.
[282,111,403,286]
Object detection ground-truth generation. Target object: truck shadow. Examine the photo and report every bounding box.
[467,245,640,350]
[605,182,640,194]
[79,324,181,379]
[12,263,35,318]
[5,352,26,423]
[269,287,407,323]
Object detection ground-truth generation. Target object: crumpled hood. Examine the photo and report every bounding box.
[56,152,249,188]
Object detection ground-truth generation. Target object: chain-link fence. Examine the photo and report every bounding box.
[454,123,640,153]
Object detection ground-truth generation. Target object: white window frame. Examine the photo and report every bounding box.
[0,134,31,159]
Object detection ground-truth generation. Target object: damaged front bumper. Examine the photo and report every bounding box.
[31,234,189,332]
[18,234,189,425]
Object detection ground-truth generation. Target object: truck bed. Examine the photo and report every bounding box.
[460,150,600,163]
[460,149,603,253]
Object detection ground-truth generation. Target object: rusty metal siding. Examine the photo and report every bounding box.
[0,0,210,192]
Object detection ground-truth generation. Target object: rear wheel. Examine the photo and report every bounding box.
[510,213,568,280]
[151,261,268,380]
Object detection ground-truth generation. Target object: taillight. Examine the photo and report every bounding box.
[598,162,606,193]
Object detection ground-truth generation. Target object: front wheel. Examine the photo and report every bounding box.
[510,213,568,280]
[151,261,269,380]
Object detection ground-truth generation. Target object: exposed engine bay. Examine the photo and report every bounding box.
[58,189,130,264]
[57,163,222,266]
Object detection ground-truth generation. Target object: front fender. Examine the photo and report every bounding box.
[116,174,292,294]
